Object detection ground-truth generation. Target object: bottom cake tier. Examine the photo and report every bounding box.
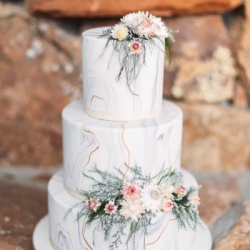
[33,169,212,250]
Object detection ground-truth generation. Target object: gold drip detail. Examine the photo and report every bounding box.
[166,126,173,171]
[144,217,177,249]
[122,121,130,178]
[83,125,100,174]
[89,76,117,95]
[89,95,107,109]
[185,235,196,250]
[82,217,93,250]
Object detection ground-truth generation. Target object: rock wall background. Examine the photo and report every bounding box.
[0,0,250,173]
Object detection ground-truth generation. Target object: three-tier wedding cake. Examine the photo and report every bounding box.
[33,11,212,250]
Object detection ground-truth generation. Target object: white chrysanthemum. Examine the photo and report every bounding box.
[141,184,162,213]
[151,18,172,39]
[160,184,175,199]
[121,11,148,28]
[111,24,128,41]
[120,199,145,221]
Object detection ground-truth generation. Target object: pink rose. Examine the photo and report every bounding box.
[86,199,100,212]
[122,182,142,200]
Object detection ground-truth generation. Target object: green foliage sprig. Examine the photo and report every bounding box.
[65,164,200,249]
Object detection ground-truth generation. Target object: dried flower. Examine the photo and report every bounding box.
[120,199,145,221]
[188,194,200,207]
[128,40,143,54]
[176,186,186,196]
[141,184,162,213]
[104,201,117,214]
[86,198,100,212]
[161,198,174,212]
[160,184,175,199]
[111,24,128,41]
[122,182,142,201]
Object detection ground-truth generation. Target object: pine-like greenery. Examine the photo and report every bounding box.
[64,165,200,249]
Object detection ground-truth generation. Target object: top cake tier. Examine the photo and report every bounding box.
[82,27,165,121]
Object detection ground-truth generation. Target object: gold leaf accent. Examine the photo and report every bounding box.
[83,125,100,174]
[144,217,177,249]
[82,217,94,250]
[122,121,130,178]
[89,95,107,109]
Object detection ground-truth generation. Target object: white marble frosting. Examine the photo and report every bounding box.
[62,100,183,195]
[48,169,212,250]
[82,27,165,121]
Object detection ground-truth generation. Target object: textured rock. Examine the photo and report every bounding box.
[163,15,237,102]
[26,0,242,18]
[213,201,250,250]
[245,0,250,21]
[0,3,81,167]
[233,83,249,108]
[177,102,250,173]
[237,21,250,98]
[198,176,241,225]
[171,46,237,103]
[0,180,47,250]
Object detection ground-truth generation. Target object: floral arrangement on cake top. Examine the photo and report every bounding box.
[100,11,175,95]
[65,164,200,249]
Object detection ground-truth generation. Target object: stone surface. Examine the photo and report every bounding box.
[245,0,250,21]
[233,83,248,108]
[163,15,237,102]
[26,0,242,18]
[237,21,250,98]
[0,180,47,250]
[177,102,250,173]
[213,201,250,250]
[198,176,241,225]
[0,3,81,167]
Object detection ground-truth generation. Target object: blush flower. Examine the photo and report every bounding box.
[136,17,155,37]
[112,24,129,41]
[176,186,186,196]
[122,182,142,201]
[128,40,142,54]
[104,201,117,214]
[161,198,174,212]
[86,198,100,212]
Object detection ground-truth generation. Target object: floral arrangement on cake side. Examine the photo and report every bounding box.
[100,11,175,95]
[65,165,200,249]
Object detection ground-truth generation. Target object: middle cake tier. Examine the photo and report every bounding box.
[63,100,183,194]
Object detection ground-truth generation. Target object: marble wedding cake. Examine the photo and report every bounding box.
[34,11,212,250]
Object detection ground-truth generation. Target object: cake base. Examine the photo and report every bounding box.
[33,214,212,250]
[33,215,53,250]
[33,168,213,250]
